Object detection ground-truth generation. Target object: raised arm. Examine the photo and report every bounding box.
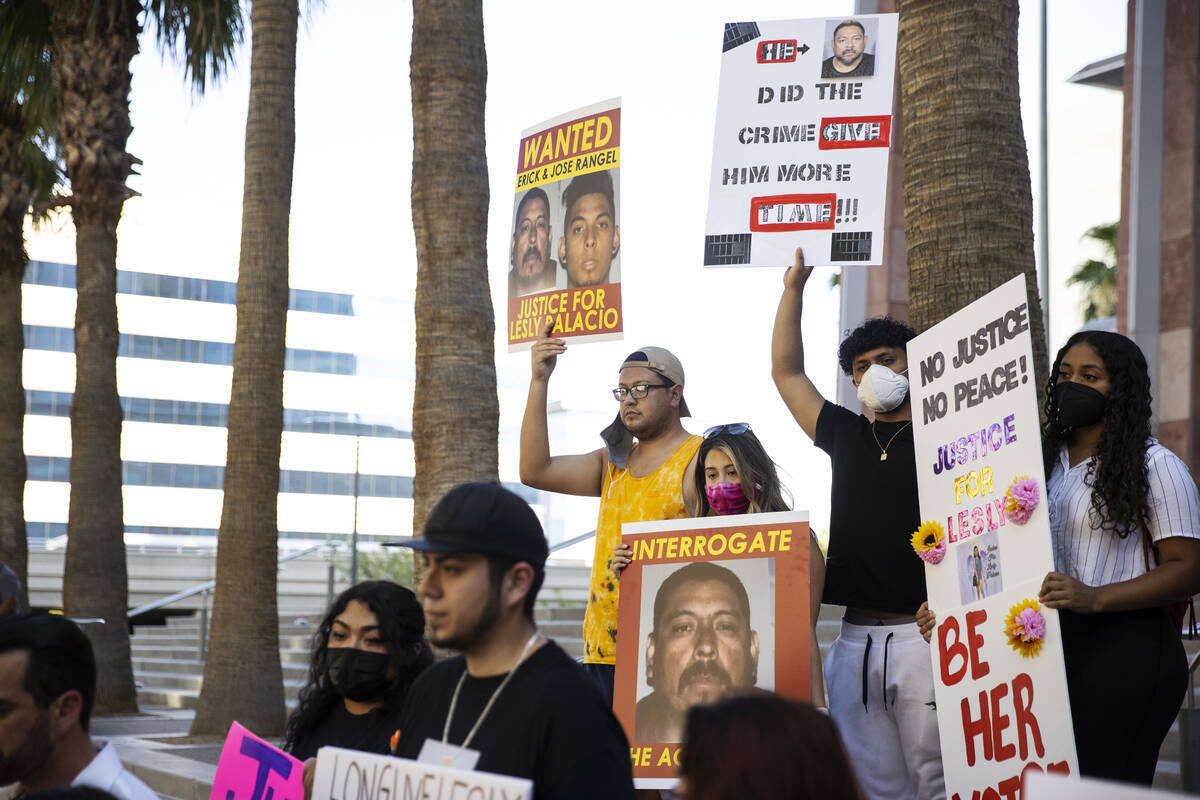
[771,247,828,440]
[519,320,606,496]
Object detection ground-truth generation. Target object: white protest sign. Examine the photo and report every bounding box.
[703,15,897,267]
[312,746,532,800]
[907,275,1078,798]
[1024,770,1193,799]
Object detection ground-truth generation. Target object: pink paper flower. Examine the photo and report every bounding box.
[1004,475,1041,525]
[1004,599,1046,658]
[1015,607,1046,641]
[917,539,946,565]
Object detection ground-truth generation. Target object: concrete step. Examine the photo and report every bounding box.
[136,685,300,712]
[132,656,309,680]
[131,633,315,650]
[131,646,312,665]
[135,671,306,696]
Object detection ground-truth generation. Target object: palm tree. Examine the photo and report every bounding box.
[29,0,242,713]
[189,0,296,737]
[897,0,1049,396]
[0,0,59,606]
[1066,222,1117,322]
[410,0,498,553]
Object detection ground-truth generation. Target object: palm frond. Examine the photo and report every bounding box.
[1079,221,1118,263]
[144,0,245,93]
[0,0,54,123]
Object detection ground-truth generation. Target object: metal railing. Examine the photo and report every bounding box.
[126,540,340,660]
[549,530,596,554]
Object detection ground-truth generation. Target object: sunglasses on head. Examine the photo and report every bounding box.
[703,422,752,439]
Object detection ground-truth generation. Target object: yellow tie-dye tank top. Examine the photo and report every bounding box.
[582,434,702,665]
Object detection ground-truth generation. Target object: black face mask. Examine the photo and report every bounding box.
[325,647,391,701]
[1055,381,1108,431]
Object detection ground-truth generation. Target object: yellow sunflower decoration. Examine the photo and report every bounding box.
[910,520,946,564]
[1003,598,1046,658]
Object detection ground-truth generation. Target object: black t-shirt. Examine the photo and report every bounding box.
[396,641,633,800]
[820,52,876,79]
[815,401,926,613]
[289,700,405,761]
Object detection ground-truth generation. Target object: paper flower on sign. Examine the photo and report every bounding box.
[910,520,946,565]
[1004,598,1046,658]
[1003,475,1040,525]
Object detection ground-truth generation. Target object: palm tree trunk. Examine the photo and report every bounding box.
[0,113,29,605]
[410,0,498,552]
[898,0,1049,397]
[190,0,297,737]
[46,0,140,713]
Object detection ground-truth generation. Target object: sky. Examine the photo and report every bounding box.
[23,0,1130,554]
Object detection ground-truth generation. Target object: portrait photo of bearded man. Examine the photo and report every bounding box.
[634,561,762,742]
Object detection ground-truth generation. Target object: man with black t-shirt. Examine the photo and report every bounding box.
[390,483,633,800]
[771,249,944,800]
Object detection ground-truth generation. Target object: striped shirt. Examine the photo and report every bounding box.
[1049,440,1200,587]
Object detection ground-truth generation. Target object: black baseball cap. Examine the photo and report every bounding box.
[385,482,549,567]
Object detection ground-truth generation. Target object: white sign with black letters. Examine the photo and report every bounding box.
[312,746,532,800]
[704,14,898,267]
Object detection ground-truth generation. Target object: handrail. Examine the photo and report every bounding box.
[549,530,596,554]
[126,540,339,619]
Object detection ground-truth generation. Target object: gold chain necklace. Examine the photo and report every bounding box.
[871,420,912,462]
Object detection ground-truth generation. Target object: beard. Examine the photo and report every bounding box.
[429,586,501,653]
[836,49,861,65]
[0,709,53,786]
[516,247,546,279]
[676,660,733,702]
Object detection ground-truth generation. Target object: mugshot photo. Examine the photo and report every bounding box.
[820,17,878,79]
[557,167,621,289]
[508,185,562,299]
[634,557,775,742]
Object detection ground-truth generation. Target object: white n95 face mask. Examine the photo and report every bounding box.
[857,364,910,412]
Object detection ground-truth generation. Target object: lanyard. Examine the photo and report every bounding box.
[442,632,541,757]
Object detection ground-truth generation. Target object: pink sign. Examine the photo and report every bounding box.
[210,721,305,800]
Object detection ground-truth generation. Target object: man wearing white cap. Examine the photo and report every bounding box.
[520,322,701,701]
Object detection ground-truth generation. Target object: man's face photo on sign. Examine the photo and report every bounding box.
[820,18,877,79]
[634,559,771,742]
[559,170,620,288]
[509,188,557,298]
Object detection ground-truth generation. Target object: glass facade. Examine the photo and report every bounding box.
[23,325,358,376]
[27,260,354,316]
[25,390,410,439]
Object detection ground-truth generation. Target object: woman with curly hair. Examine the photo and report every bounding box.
[1037,330,1200,783]
[286,581,433,786]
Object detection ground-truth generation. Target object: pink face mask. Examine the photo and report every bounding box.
[705,482,750,515]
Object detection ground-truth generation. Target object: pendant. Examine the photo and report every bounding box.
[880,452,888,461]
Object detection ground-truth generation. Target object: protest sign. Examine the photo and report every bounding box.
[507,98,623,351]
[311,746,532,800]
[210,721,304,800]
[703,15,898,267]
[613,511,810,789]
[1024,770,1191,800]
[907,275,1077,799]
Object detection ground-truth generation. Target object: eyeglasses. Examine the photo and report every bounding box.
[612,383,672,401]
[703,422,752,439]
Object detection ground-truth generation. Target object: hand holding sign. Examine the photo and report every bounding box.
[530,319,565,383]
[783,247,814,292]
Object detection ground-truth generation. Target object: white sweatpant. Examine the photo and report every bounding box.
[825,619,946,800]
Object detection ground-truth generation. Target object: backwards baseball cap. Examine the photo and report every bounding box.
[601,346,692,469]
[385,482,548,567]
